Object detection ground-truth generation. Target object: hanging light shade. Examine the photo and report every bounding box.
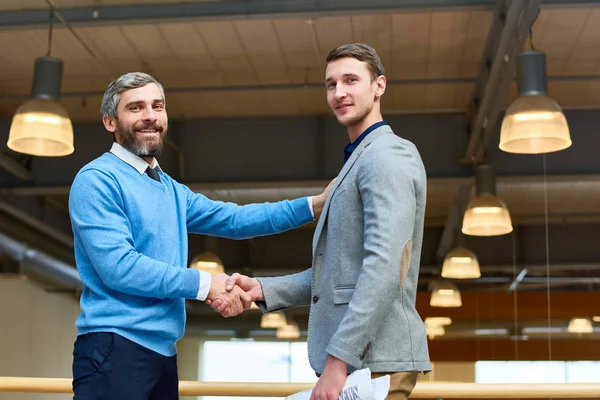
[424,316,452,339]
[441,247,481,279]
[500,50,571,154]
[430,281,462,308]
[7,57,74,157]
[462,164,513,236]
[424,317,452,327]
[567,317,593,334]
[189,252,224,275]
[260,311,287,329]
[426,324,445,339]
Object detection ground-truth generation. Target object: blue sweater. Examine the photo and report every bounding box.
[69,152,313,356]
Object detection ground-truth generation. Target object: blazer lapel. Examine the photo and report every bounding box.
[312,126,392,256]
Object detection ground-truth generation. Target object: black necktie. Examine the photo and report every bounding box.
[146,166,161,182]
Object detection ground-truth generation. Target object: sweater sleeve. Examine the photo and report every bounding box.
[182,185,314,239]
[69,169,200,299]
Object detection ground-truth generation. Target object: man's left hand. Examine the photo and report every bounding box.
[310,355,347,400]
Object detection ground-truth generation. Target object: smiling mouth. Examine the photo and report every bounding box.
[336,104,352,110]
[137,128,160,134]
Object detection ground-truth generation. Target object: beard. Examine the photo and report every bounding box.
[116,120,167,158]
[336,102,373,127]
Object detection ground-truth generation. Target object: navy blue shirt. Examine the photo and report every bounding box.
[343,120,387,163]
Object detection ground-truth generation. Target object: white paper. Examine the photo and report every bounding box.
[286,368,390,400]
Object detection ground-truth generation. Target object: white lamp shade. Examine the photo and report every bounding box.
[426,325,445,339]
[7,98,74,157]
[189,252,224,275]
[500,95,571,154]
[424,317,452,327]
[276,321,300,339]
[441,247,481,279]
[568,317,593,334]
[462,195,513,236]
[261,311,287,328]
[430,281,462,308]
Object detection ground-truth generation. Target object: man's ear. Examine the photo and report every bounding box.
[374,75,387,99]
[103,115,116,133]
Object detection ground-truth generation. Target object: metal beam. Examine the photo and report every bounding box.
[462,0,541,164]
[0,201,74,249]
[3,75,600,104]
[0,0,500,30]
[0,153,33,181]
[1,0,599,30]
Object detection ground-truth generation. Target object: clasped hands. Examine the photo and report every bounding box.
[206,273,262,317]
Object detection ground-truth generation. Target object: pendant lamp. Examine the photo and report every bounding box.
[7,56,74,157]
[500,50,571,154]
[462,164,512,236]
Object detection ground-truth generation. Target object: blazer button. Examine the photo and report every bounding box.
[312,295,319,304]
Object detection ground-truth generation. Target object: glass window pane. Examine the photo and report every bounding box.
[202,341,291,400]
[475,361,566,383]
[566,361,600,383]
[290,342,318,383]
[201,341,317,400]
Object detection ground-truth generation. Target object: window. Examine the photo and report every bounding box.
[476,361,600,383]
[202,341,317,400]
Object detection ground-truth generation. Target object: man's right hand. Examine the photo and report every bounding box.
[312,178,336,219]
[207,273,252,317]
[225,273,264,302]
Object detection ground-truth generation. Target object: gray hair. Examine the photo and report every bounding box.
[100,72,166,118]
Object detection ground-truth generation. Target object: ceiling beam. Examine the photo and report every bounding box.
[0,201,73,249]
[462,0,540,164]
[0,0,499,30]
[0,153,33,181]
[3,75,600,104]
[3,174,600,197]
[0,0,598,30]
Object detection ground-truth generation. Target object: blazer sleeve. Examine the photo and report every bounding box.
[326,141,422,368]
[255,268,312,312]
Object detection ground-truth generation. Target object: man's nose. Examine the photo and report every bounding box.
[142,107,158,121]
[334,85,346,99]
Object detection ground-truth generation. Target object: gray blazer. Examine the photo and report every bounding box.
[257,125,431,374]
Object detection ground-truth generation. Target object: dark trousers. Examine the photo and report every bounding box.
[72,332,179,400]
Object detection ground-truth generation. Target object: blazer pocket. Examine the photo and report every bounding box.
[333,286,355,304]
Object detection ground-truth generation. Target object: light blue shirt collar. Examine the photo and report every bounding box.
[109,142,161,175]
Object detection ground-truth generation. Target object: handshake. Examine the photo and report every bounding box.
[205,273,263,317]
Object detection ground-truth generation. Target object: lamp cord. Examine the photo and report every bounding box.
[528,6,541,50]
[46,9,53,57]
[44,0,113,80]
[543,153,552,361]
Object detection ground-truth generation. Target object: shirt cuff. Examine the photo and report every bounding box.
[196,271,212,301]
[307,196,315,219]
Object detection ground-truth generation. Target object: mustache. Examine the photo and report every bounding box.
[133,122,164,131]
